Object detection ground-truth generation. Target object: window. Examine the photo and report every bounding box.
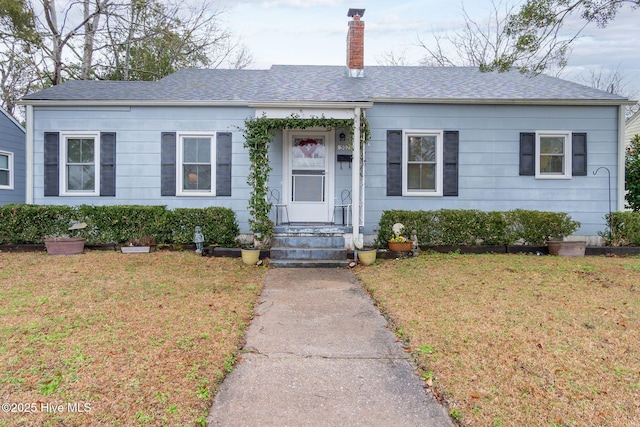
[177,133,216,196]
[536,131,571,179]
[0,151,13,189]
[402,130,443,196]
[60,132,100,195]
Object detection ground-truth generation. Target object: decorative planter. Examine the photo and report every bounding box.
[45,238,85,255]
[121,246,154,254]
[388,240,413,252]
[241,248,261,265]
[547,240,586,257]
[357,249,377,265]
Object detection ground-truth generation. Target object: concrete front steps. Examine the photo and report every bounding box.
[269,225,351,268]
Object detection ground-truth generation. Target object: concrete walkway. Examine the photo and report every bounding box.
[207,268,453,426]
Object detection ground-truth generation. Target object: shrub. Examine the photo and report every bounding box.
[509,209,580,245]
[76,205,169,244]
[0,205,239,247]
[169,207,239,246]
[606,212,640,246]
[0,204,75,244]
[376,209,580,248]
[625,134,640,211]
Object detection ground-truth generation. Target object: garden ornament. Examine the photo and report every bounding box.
[411,229,420,256]
[194,226,204,254]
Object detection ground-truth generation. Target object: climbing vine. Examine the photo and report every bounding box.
[242,112,370,244]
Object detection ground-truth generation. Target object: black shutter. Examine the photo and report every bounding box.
[44,132,60,196]
[386,130,402,196]
[443,131,459,196]
[216,132,232,196]
[161,132,176,196]
[519,132,535,176]
[100,132,116,196]
[572,132,587,176]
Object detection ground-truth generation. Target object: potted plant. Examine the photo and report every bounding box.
[388,222,413,252]
[121,235,156,253]
[545,214,584,256]
[44,221,87,255]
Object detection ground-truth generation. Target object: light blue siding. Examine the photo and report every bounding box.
[364,103,620,237]
[0,111,26,205]
[32,102,621,238]
[32,105,257,231]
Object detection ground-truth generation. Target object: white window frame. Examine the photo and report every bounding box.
[0,150,13,190]
[535,131,572,180]
[176,132,216,197]
[402,129,444,196]
[60,131,100,196]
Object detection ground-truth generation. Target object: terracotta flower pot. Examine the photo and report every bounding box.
[388,240,413,252]
[45,238,85,255]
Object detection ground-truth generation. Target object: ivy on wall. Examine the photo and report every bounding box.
[241,112,370,243]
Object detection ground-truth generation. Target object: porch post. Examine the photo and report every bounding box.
[352,107,361,246]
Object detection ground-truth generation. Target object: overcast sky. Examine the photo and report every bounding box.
[221,0,639,101]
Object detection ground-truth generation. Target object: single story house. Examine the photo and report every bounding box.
[20,9,633,247]
[0,108,26,205]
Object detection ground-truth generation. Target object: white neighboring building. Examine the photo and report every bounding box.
[627,109,640,145]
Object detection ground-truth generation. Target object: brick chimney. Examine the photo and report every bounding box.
[346,8,365,77]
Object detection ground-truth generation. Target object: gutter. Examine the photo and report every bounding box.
[19,98,633,108]
[373,97,636,107]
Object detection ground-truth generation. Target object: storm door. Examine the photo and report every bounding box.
[284,130,333,222]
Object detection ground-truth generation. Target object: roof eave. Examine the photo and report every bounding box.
[18,99,255,107]
[19,99,376,109]
[373,97,635,106]
[0,108,25,132]
[248,101,374,109]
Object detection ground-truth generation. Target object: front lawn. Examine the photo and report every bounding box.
[355,253,640,426]
[0,251,265,426]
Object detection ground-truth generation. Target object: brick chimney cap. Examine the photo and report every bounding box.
[347,8,365,18]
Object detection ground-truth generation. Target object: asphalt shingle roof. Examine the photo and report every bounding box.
[22,65,628,103]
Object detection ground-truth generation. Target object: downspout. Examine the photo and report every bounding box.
[26,105,34,204]
[352,107,361,247]
[617,105,625,211]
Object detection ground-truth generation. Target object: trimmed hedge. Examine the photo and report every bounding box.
[0,204,239,246]
[376,209,580,247]
[606,211,640,246]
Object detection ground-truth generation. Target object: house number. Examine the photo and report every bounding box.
[337,145,352,151]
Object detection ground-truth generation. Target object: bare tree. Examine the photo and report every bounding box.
[0,0,253,116]
[0,39,41,118]
[98,0,252,80]
[498,0,639,74]
[415,1,569,74]
[376,49,413,66]
[39,0,108,84]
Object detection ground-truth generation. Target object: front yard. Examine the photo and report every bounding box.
[355,253,640,426]
[0,251,265,426]
[1,251,639,426]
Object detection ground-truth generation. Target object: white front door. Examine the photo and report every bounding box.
[284,129,334,222]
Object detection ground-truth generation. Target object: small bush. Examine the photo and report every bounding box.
[376,209,580,248]
[0,204,75,244]
[76,205,169,244]
[0,205,239,247]
[169,207,239,246]
[509,209,580,245]
[606,212,640,246]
